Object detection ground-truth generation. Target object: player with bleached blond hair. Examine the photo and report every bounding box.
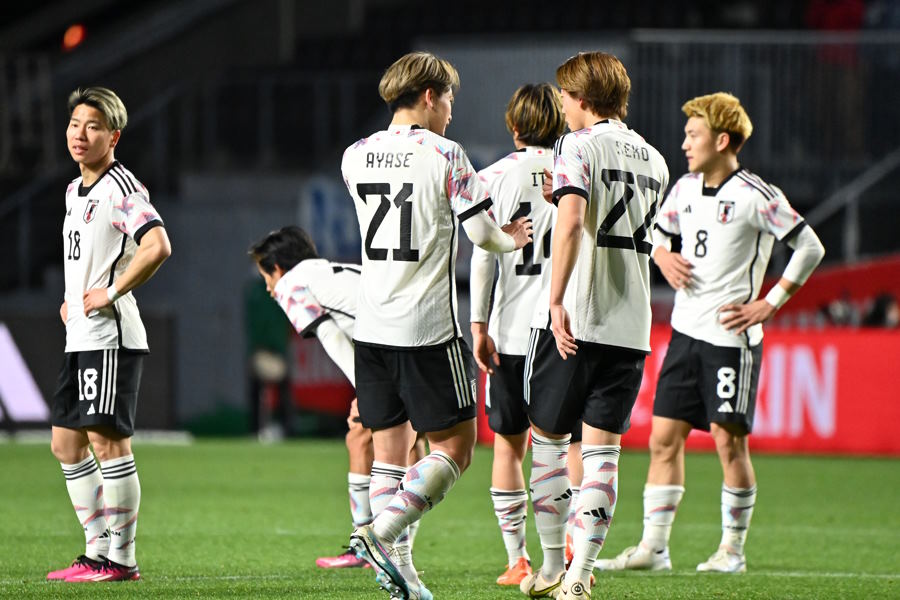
[520,52,669,600]
[596,92,824,575]
[344,52,532,600]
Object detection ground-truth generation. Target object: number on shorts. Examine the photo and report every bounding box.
[77,368,99,401]
[716,367,736,399]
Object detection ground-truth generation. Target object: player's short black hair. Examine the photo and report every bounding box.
[249,226,319,274]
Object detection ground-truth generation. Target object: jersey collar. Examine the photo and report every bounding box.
[701,165,743,196]
[78,160,120,196]
[388,124,421,134]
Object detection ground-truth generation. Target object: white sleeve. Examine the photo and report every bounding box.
[315,318,355,387]
[651,226,673,257]
[462,209,516,253]
[469,245,496,323]
[782,224,825,285]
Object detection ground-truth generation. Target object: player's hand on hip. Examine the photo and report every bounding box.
[541,168,554,204]
[654,247,694,290]
[718,299,776,334]
[471,329,500,375]
[550,304,577,360]
[82,288,111,316]
[501,217,533,250]
[59,301,68,324]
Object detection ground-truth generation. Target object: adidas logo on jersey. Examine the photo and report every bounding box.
[87,403,96,415]
[683,205,692,213]
[717,401,734,413]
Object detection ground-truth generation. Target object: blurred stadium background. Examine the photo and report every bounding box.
[1,0,899,450]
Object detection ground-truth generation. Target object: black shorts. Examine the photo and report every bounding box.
[51,349,144,437]
[653,330,762,434]
[487,353,582,440]
[485,354,529,435]
[524,328,645,436]
[354,338,477,433]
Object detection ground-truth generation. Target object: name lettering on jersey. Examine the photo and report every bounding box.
[365,152,413,169]
[530,171,547,187]
[83,199,100,224]
[718,200,735,224]
[614,140,650,162]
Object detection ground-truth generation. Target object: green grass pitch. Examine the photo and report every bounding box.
[0,439,897,598]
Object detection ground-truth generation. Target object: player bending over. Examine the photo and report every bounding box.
[249,226,425,569]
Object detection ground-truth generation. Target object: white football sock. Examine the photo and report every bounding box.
[348,472,373,527]
[373,451,460,544]
[720,484,756,555]
[61,455,109,561]
[640,484,685,552]
[491,487,530,565]
[566,445,620,588]
[529,432,570,577]
[566,486,580,546]
[99,455,140,567]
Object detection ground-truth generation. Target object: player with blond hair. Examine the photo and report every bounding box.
[596,92,824,575]
[520,52,669,600]
[343,52,532,600]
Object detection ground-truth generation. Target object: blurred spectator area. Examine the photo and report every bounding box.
[2,1,900,292]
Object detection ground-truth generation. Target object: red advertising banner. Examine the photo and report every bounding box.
[477,326,900,456]
[290,337,355,416]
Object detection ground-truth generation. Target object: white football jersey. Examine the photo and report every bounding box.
[341,124,492,347]
[535,119,669,352]
[656,167,805,348]
[62,162,163,352]
[472,147,555,355]
[273,259,359,338]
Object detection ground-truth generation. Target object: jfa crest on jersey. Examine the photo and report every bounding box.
[273,259,360,339]
[83,199,100,223]
[471,147,555,355]
[341,124,492,348]
[540,119,669,352]
[717,200,735,224]
[655,167,805,348]
[63,161,164,352]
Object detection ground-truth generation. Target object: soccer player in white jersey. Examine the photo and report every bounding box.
[249,225,426,570]
[469,83,573,586]
[519,52,669,600]
[343,52,532,600]
[47,87,171,583]
[595,93,825,575]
